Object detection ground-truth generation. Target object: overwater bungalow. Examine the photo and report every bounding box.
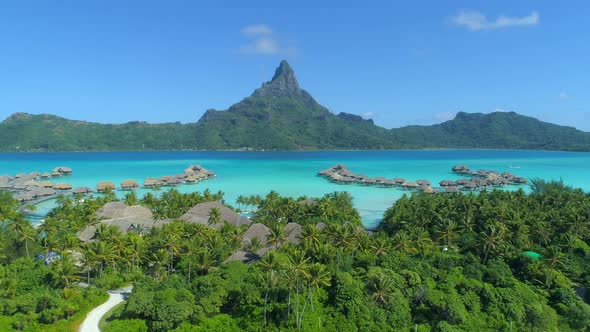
[72,187,93,195]
[96,181,116,192]
[143,178,160,188]
[54,183,72,190]
[121,179,139,190]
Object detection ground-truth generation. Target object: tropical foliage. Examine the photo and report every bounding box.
[1,181,590,331]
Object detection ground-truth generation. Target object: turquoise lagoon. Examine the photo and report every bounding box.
[1,150,590,228]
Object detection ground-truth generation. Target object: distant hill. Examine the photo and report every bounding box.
[1,61,589,152]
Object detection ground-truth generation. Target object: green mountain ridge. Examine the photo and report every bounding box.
[1,61,590,152]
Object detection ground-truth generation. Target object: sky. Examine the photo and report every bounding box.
[1,1,589,130]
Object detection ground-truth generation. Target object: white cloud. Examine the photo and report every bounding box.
[241,24,273,37]
[452,10,539,31]
[361,112,375,119]
[239,24,296,56]
[495,108,506,112]
[559,92,570,100]
[434,112,456,122]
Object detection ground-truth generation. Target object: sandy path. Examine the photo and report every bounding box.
[79,286,132,332]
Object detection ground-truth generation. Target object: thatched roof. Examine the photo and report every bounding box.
[38,181,55,188]
[185,175,198,183]
[121,179,139,189]
[54,183,73,190]
[96,201,153,220]
[374,177,387,183]
[72,187,93,194]
[242,223,270,245]
[52,171,61,177]
[463,182,478,190]
[330,173,343,181]
[31,187,56,197]
[96,202,128,219]
[421,186,436,194]
[452,165,469,172]
[416,180,431,186]
[393,177,405,184]
[223,250,257,264]
[14,192,35,201]
[383,179,397,186]
[445,186,460,193]
[160,176,172,182]
[401,181,419,188]
[76,225,97,242]
[77,211,162,242]
[53,166,72,174]
[179,201,251,229]
[29,171,41,177]
[285,223,302,243]
[456,179,470,185]
[143,178,160,187]
[77,202,158,242]
[41,172,51,178]
[96,181,115,192]
[439,180,456,187]
[166,177,183,186]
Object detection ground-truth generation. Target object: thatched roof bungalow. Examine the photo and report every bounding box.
[54,183,72,190]
[445,186,460,193]
[72,187,93,195]
[121,179,139,190]
[285,223,302,243]
[96,181,116,192]
[52,167,73,174]
[179,201,251,229]
[242,223,270,246]
[143,178,160,188]
[401,181,419,188]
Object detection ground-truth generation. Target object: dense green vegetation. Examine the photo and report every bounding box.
[2,61,590,151]
[0,192,108,331]
[1,180,590,331]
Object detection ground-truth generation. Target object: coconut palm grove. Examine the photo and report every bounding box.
[1,178,590,331]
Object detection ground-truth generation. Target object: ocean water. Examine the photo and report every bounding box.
[1,150,589,228]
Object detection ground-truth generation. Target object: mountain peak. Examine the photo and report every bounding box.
[252,60,302,98]
[271,60,296,82]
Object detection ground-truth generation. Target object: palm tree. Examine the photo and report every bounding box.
[246,237,264,255]
[435,219,458,247]
[367,272,394,306]
[544,245,566,268]
[286,249,310,327]
[267,224,287,248]
[479,225,502,265]
[236,195,246,212]
[8,216,36,257]
[90,240,117,278]
[301,224,322,249]
[370,237,391,257]
[51,253,79,288]
[208,207,221,227]
[258,252,285,326]
[296,263,330,328]
[228,228,244,250]
[194,251,215,276]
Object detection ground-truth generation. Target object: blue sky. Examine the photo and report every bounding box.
[1,1,589,130]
